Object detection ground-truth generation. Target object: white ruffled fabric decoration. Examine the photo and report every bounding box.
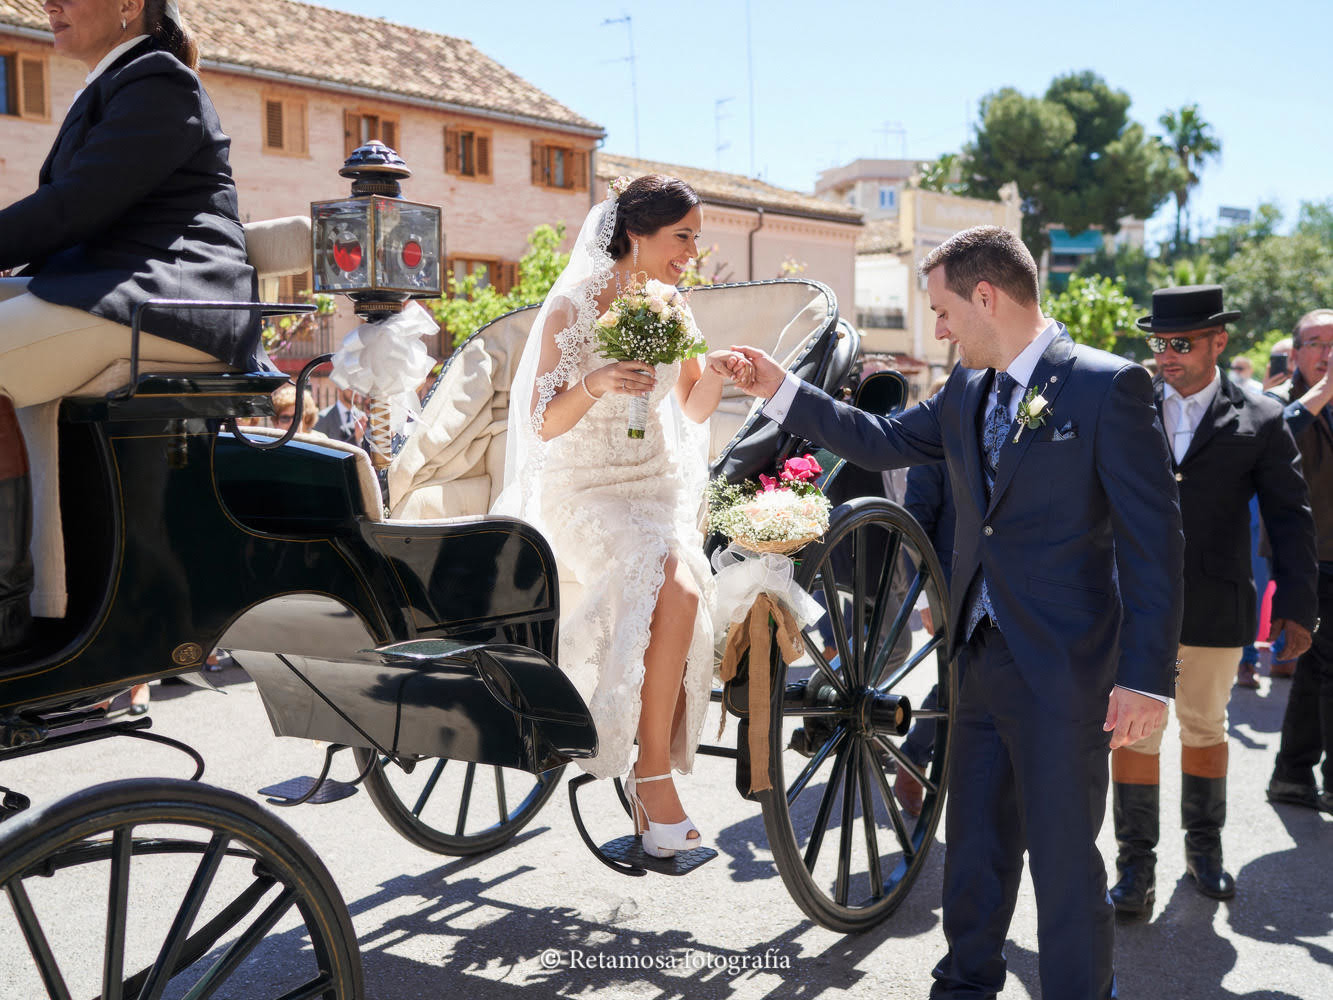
[330,301,436,440]
[710,542,824,645]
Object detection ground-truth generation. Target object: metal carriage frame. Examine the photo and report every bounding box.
[0,278,957,997]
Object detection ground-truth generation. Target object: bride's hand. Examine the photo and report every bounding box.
[706,349,754,387]
[585,361,656,398]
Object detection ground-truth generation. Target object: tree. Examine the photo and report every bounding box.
[1222,231,1333,350]
[1158,104,1222,251]
[915,153,964,194]
[430,222,569,348]
[962,71,1177,258]
[1041,274,1137,352]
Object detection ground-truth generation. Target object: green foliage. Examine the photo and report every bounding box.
[1158,104,1222,251]
[1074,245,1154,307]
[261,291,336,355]
[429,223,569,348]
[1241,329,1291,373]
[1041,274,1137,352]
[1222,231,1333,351]
[915,153,965,194]
[962,71,1177,257]
[594,283,706,365]
[1296,199,1333,244]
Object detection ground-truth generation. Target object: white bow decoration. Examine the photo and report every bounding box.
[710,542,824,644]
[163,1,183,28]
[330,301,436,448]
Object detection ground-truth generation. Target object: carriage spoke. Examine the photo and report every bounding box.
[864,529,903,657]
[834,743,860,907]
[817,568,854,683]
[786,725,847,806]
[137,832,230,1000]
[6,877,73,1000]
[850,529,870,683]
[802,741,851,874]
[273,975,337,1000]
[910,709,950,720]
[868,569,928,687]
[873,734,938,796]
[876,624,942,694]
[456,762,477,836]
[799,630,850,698]
[858,749,885,899]
[868,745,917,860]
[412,759,446,818]
[180,886,298,1000]
[494,767,509,824]
[102,826,133,1000]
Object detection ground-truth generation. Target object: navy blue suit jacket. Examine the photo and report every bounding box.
[0,38,262,370]
[904,462,956,590]
[780,330,1184,715]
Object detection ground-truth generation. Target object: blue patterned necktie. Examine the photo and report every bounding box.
[967,371,1018,636]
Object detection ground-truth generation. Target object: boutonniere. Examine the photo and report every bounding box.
[1014,379,1055,443]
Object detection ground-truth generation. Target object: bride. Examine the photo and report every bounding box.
[496,174,747,857]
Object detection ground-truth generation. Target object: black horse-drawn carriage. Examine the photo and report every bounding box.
[0,222,956,997]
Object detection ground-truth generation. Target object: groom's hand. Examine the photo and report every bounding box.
[730,346,788,399]
[1103,685,1167,749]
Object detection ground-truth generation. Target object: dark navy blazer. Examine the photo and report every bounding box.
[0,38,263,370]
[779,329,1184,715]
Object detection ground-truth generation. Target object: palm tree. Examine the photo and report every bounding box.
[1158,104,1221,251]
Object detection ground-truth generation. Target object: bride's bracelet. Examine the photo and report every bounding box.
[580,375,602,401]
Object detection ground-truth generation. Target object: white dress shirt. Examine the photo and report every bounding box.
[69,35,149,104]
[1162,370,1220,464]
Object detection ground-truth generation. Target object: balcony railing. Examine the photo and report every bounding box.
[856,307,905,329]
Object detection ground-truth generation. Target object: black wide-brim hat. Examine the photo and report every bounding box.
[1136,284,1241,334]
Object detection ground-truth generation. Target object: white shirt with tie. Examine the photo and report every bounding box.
[1161,370,1220,465]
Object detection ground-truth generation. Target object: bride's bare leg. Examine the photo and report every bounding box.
[634,555,699,836]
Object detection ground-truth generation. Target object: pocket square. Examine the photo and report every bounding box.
[1051,421,1078,442]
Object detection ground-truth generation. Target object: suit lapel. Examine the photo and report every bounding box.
[960,367,991,517]
[986,333,1076,516]
[1180,369,1239,465]
[1152,380,1176,468]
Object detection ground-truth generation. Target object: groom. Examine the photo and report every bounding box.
[720,226,1183,999]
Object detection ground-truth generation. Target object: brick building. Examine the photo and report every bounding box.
[1,0,604,360]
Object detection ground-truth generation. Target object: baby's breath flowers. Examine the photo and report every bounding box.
[707,455,832,554]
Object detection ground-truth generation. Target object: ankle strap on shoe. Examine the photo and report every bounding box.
[633,773,673,784]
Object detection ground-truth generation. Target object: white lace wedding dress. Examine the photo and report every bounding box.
[539,347,716,780]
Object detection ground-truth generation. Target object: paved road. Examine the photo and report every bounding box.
[2,662,1330,999]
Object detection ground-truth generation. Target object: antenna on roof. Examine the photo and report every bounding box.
[602,13,640,157]
[746,0,756,176]
[875,120,907,159]
[715,97,734,170]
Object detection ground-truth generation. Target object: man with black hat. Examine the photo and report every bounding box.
[1109,285,1317,918]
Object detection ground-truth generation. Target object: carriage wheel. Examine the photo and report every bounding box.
[0,777,361,999]
[352,748,565,856]
[758,497,957,932]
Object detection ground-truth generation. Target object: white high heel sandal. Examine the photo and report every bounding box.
[625,771,702,858]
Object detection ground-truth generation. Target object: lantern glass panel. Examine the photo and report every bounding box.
[375,198,442,295]
[313,199,372,292]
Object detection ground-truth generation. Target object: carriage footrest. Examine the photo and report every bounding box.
[258,776,359,805]
[1,787,31,821]
[598,835,717,876]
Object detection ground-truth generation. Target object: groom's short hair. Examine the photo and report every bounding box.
[919,226,1040,307]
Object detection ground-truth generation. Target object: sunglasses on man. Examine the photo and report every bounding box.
[1146,335,1204,354]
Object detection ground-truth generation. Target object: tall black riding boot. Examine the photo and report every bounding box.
[0,394,33,653]
[1182,743,1235,899]
[1108,748,1159,919]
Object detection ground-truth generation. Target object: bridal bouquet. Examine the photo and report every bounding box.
[595,279,707,438]
[706,454,832,555]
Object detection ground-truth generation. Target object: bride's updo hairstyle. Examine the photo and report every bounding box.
[146,0,200,70]
[607,174,700,260]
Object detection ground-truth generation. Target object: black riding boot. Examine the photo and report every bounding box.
[1182,743,1235,900]
[1108,748,1159,919]
[0,394,34,653]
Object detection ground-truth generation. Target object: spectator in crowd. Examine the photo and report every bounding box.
[272,383,318,435]
[1109,285,1316,917]
[314,387,367,446]
[1264,338,1294,392]
[1266,308,1333,813]
[1236,495,1272,688]
[1229,355,1263,392]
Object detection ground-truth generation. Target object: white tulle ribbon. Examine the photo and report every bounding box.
[330,301,436,443]
[710,542,824,641]
[164,1,183,28]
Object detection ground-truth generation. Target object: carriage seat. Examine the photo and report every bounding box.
[386,280,840,523]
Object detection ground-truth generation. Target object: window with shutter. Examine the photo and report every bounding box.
[263,94,308,156]
[498,261,518,295]
[531,141,547,186]
[475,134,491,179]
[0,54,13,115]
[346,110,400,157]
[381,118,398,153]
[17,54,46,120]
[264,101,284,149]
[446,126,493,181]
[531,141,587,191]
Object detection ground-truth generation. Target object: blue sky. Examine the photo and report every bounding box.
[319,0,1331,246]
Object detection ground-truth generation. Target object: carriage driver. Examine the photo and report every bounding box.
[0,1,265,653]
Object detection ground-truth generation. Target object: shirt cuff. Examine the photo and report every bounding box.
[760,372,802,423]
[1119,684,1170,704]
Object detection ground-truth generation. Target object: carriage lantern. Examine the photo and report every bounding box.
[311,141,443,311]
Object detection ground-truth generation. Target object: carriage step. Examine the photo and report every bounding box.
[258,775,359,806]
[598,835,717,876]
[1,787,31,821]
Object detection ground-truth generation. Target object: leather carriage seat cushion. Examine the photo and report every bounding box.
[387,310,529,520]
[236,425,384,522]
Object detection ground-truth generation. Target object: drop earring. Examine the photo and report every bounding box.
[121,18,127,30]
[631,241,639,272]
